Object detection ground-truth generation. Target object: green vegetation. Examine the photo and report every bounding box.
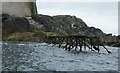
[6,31,54,42]
[7,32,34,41]
[33,30,54,37]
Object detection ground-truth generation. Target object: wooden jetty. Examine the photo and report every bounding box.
[46,35,111,54]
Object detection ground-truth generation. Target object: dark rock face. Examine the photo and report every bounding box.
[31,14,54,31]
[2,14,120,47]
[53,15,89,35]
[111,35,120,47]
[2,15,30,32]
[31,14,120,47]
[31,14,104,36]
[2,14,30,37]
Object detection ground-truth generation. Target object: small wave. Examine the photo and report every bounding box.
[18,44,25,46]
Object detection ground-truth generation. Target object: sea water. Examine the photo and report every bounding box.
[2,42,119,71]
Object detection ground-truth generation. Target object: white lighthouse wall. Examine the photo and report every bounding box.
[2,2,32,17]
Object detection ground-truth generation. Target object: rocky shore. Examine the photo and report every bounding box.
[2,14,120,47]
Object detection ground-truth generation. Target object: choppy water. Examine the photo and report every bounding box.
[2,42,119,71]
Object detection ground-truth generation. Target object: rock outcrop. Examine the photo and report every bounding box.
[2,14,120,47]
[31,14,105,37]
[31,14,120,47]
[2,14,30,37]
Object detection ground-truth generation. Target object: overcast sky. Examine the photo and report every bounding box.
[36,0,119,2]
[36,2,118,35]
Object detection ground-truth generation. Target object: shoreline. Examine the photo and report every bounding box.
[1,41,120,48]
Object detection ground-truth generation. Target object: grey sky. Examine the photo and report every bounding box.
[36,0,119,2]
[36,2,118,35]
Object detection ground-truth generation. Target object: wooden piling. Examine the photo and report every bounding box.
[46,35,111,54]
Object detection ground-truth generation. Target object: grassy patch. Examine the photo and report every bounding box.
[34,30,54,37]
[7,32,34,41]
[7,31,54,42]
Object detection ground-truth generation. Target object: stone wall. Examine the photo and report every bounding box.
[2,1,37,17]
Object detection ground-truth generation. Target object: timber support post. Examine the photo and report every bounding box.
[46,35,111,54]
